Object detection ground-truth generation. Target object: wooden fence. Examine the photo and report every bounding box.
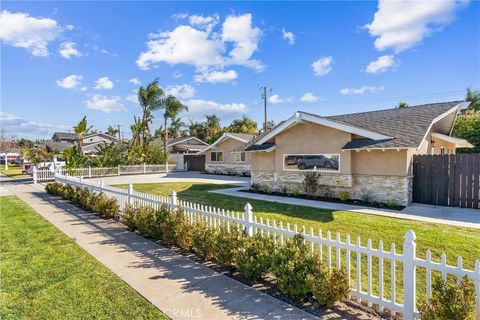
[413,154,480,209]
[55,173,480,320]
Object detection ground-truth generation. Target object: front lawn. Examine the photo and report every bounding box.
[118,182,480,304]
[0,195,168,320]
[0,165,25,179]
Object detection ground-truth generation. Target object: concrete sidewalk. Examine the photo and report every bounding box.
[210,187,480,230]
[4,182,319,320]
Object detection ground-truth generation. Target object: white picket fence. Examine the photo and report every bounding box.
[33,164,178,183]
[54,173,480,320]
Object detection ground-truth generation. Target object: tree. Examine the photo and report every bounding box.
[169,117,187,138]
[106,126,119,138]
[227,116,258,134]
[203,114,223,144]
[23,146,51,164]
[129,116,146,164]
[91,142,129,167]
[160,96,188,155]
[465,87,480,112]
[137,79,165,150]
[63,145,88,174]
[452,111,480,154]
[73,116,93,155]
[396,102,409,108]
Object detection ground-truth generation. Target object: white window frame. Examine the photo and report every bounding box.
[210,151,224,162]
[234,152,246,163]
[283,153,340,172]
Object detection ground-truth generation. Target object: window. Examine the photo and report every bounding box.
[210,151,223,162]
[234,152,246,162]
[284,154,340,172]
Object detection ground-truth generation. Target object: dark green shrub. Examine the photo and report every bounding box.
[303,172,321,196]
[236,233,274,280]
[160,209,193,249]
[63,185,75,201]
[91,193,119,219]
[271,234,315,300]
[192,219,216,260]
[339,191,350,202]
[281,185,288,194]
[386,199,399,208]
[134,205,166,239]
[213,223,243,267]
[123,204,137,231]
[419,276,476,320]
[45,182,64,195]
[307,262,349,307]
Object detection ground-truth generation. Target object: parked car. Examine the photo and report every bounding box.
[297,155,339,170]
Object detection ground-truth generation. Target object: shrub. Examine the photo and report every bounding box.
[160,208,193,250]
[302,172,321,196]
[360,189,374,203]
[322,186,334,199]
[192,219,217,260]
[251,183,261,192]
[292,188,300,197]
[262,185,270,194]
[45,182,64,195]
[281,185,288,194]
[123,204,138,231]
[91,193,119,219]
[236,233,274,280]
[386,199,399,208]
[419,276,476,320]
[226,168,236,176]
[307,262,349,307]
[63,185,75,201]
[135,205,167,239]
[213,223,243,267]
[271,234,315,300]
[339,191,351,202]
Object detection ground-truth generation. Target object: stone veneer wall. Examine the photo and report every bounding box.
[206,163,251,175]
[251,170,413,206]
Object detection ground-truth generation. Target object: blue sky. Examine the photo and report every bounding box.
[1,1,479,139]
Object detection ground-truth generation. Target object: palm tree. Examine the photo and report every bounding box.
[465,87,480,112]
[137,79,165,149]
[129,116,145,164]
[106,125,119,138]
[73,116,93,155]
[169,117,186,138]
[204,114,223,144]
[63,145,88,174]
[160,96,188,155]
[396,101,409,108]
[227,116,258,133]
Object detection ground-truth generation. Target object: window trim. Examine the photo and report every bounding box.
[283,153,340,172]
[234,152,246,163]
[210,151,224,162]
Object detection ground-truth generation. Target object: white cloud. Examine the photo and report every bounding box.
[194,69,238,83]
[0,10,62,57]
[300,92,319,102]
[85,95,126,113]
[282,28,295,45]
[268,94,293,105]
[94,76,114,90]
[365,55,397,74]
[181,99,247,120]
[126,94,138,104]
[365,0,467,53]
[340,86,385,95]
[164,84,196,99]
[312,56,333,76]
[129,78,141,86]
[56,74,83,90]
[136,13,264,77]
[0,112,69,137]
[59,41,82,59]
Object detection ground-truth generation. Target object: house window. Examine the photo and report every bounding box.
[210,151,223,162]
[234,152,246,162]
[283,154,340,172]
[440,147,445,155]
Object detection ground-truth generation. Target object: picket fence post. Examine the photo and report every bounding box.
[117,165,121,176]
[127,183,133,205]
[244,203,253,236]
[403,229,416,320]
[88,166,92,178]
[166,163,169,174]
[32,166,38,184]
[99,179,104,191]
[170,191,177,211]
[143,163,146,174]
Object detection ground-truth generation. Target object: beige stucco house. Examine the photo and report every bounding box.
[199,133,256,175]
[244,101,473,206]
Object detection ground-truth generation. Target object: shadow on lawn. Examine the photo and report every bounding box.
[32,190,364,320]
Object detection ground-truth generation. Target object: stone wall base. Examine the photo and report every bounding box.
[206,163,251,176]
[251,171,412,206]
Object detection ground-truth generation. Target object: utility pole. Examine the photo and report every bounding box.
[117,124,121,140]
[260,86,270,133]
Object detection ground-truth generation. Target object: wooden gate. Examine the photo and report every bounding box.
[413,154,480,209]
[184,154,205,171]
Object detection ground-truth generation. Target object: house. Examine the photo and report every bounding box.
[81,133,119,156]
[244,101,473,206]
[167,136,209,154]
[51,132,76,144]
[199,133,256,175]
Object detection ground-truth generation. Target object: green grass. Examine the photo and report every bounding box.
[0,196,168,320]
[117,182,480,304]
[0,165,25,179]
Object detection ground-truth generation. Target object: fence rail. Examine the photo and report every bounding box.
[54,173,480,320]
[33,164,180,183]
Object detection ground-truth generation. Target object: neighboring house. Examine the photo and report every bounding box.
[51,132,76,144]
[167,136,209,154]
[82,133,118,156]
[45,141,72,153]
[199,133,256,175]
[244,101,473,206]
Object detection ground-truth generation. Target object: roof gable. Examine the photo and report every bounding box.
[197,133,255,154]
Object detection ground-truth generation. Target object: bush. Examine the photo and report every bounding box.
[91,193,119,219]
[192,219,217,260]
[307,262,349,307]
[213,224,243,267]
[322,186,334,199]
[160,208,193,250]
[236,233,274,280]
[281,185,288,194]
[271,234,315,300]
[135,205,167,239]
[339,191,350,202]
[45,182,64,196]
[123,204,138,231]
[63,185,75,201]
[292,188,300,196]
[262,185,270,194]
[360,188,374,203]
[303,172,321,196]
[419,276,476,320]
[386,199,399,208]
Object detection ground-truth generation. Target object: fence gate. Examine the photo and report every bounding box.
[184,154,205,171]
[413,154,480,209]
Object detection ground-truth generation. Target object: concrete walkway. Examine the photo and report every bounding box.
[3,181,318,320]
[210,187,480,230]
